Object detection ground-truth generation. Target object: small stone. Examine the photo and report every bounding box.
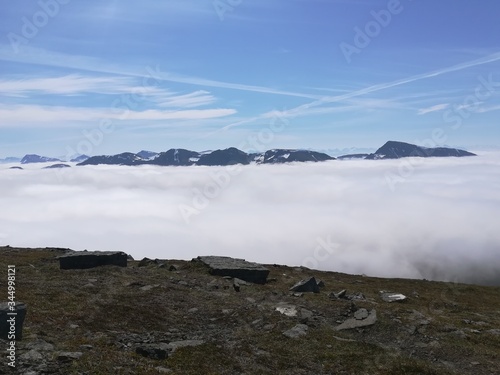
[20,350,43,362]
[168,265,177,271]
[167,340,204,354]
[330,290,346,299]
[57,352,83,362]
[188,308,199,313]
[263,324,275,331]
[354,308,369,320]
[155,367,172,374]
[26,339,54,351]
[379,291,407,303]
[276,305,297,317]
[283,324,308,339]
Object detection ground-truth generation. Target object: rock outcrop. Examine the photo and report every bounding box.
[195,256,269,284]
[58,251,128,270]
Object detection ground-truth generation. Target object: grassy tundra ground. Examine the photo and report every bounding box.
[0,246,499,374]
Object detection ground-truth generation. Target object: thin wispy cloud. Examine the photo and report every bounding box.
[213,51,500,133]
[0,104,236,125]
[0,75,136,96]
[0,45,323,100]
[155,90,217,108]
[418,103,449,115]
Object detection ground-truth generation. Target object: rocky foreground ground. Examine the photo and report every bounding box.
[0,246,499,375]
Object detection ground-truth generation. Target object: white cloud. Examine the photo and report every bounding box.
[0,75,135,96]
[0,104,236,125]
[1,154,499,286]
[417,103,449,115]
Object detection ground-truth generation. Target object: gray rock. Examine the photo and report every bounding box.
[276,304,298,317]
[166,340,205,354]
[283,324,309,339]
[0,302,27,340]
[334,309,377,331]
[57,351,83,362]
[330,290,347,299]
[380,291,407,303]
[58,251,127,269]
[289,277,320,293]
[26,339,54,351]
[354,308,369,320]
[487,329,500,335]
[317,279,325,288]
[155,367,172,374]
[196,256,269,284]
[329,290,365,301]
[20,350,43,362]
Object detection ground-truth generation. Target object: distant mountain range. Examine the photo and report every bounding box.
[78,148,335,167]
[1,141,476,168]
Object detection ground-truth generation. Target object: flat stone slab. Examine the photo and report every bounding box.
[334,309,377,331]
[59,251,128,270]
[196,256,269,284]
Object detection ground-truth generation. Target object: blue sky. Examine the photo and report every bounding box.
[1,0,500,158]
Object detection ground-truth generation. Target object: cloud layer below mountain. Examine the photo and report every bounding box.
[1,153,499,285]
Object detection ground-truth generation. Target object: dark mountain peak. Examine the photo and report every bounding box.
[197,148,249,166]
[78,152,145,166]
[150,149,200,166]
[70,154,90,163]
[261,149,334,164]
[21,154,62,164]
[136,150,158,160]
[366,141,476,160]
[43,164,71,169]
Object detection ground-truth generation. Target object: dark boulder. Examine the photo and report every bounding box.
[196,256,269,284]
[58,251,128,270]
[289,277,320,293]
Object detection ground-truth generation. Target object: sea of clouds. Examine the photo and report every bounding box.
[1,153,499,285]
